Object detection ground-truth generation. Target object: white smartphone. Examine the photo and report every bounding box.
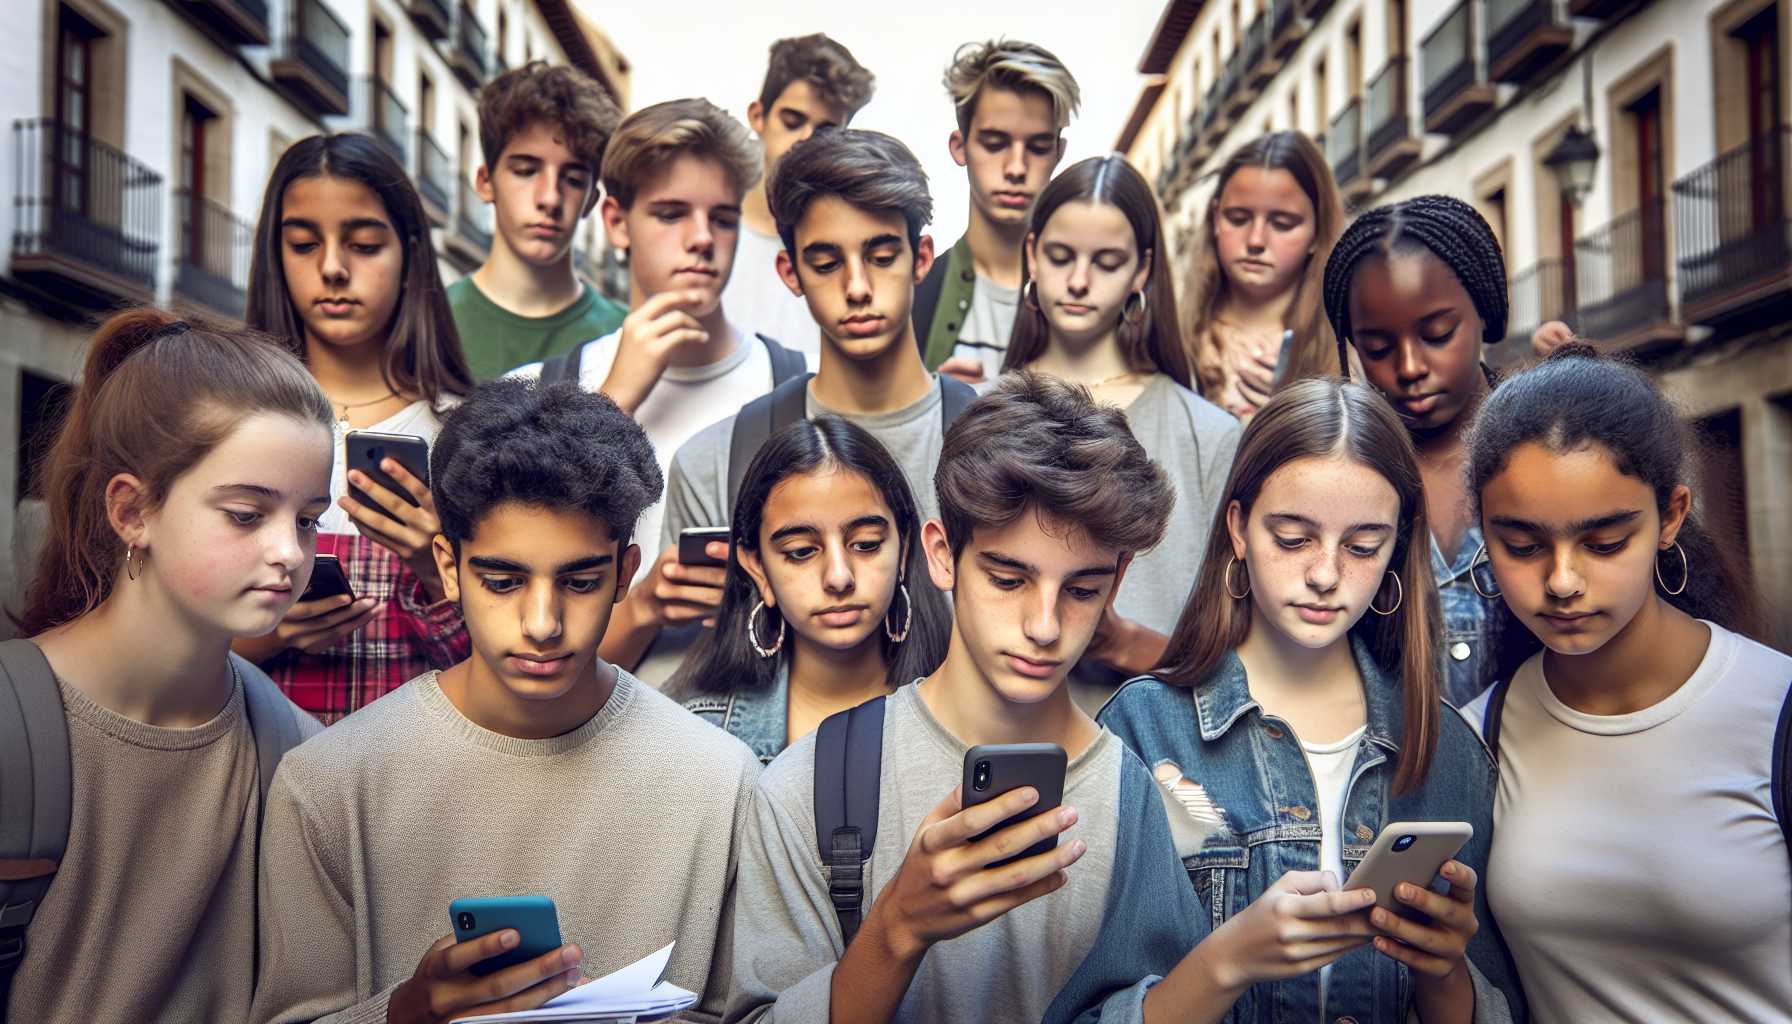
[1343,821,1473,914]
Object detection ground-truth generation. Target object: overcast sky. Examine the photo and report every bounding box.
[580,0,1165,243]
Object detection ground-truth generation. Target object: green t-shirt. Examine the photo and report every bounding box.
[447,276,628,380]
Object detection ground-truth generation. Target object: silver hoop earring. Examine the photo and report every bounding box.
[1022,279,1039,311]
[1123,290,1148,324]
[1655,541,1689,597]
[124,544,143,582]
[1224,556,1250,600]
[1469,544,1502,600]
[884,582,912,643]
[1369,570,1403,616]
[748,599,785,658]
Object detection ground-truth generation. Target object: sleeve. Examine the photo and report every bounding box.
[1201,417,1242,520]
[696,755,762,1017]
[394,567,471,669]
[506,361,545,381]
[660,426,732,552]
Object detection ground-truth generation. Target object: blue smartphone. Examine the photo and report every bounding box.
[449,895,563,977]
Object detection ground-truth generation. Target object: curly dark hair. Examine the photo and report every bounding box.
[477,61,622,173]
[431,378,662,551]
[758,33,875,117]
[768,128,931,257]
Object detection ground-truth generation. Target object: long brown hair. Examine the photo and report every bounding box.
[246,133,473,405]
[19,308,334,636]
[1184,132,1343,398]
[1156,377,1442,794]
[1001,155,1192,389]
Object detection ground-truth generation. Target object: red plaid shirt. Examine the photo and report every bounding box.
[264,533,469,723]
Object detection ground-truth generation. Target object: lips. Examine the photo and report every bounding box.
[674,267,718,277]
[527,223,564,237]
[1004,652,1061,680]
[316,298,358,316]
[1537,610,1599,630]
[1294,604,1343,625]
[993,191,1032,208]
[814,606,867,627]
[1058,303,1095,315]
[1398,393,1443,416]
[840,315,885,338]
[507,653,572,677]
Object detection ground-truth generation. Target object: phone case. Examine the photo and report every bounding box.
[299,554,355,603]
[450,895,563,977]
[345,431,429,523]
[962,743,1068,868]
[1343,821,1473,914]
[678,527,730,567]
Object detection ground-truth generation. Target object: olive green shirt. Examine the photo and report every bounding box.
[447,277,627,381]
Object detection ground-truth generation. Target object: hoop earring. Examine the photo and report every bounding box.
[1469,544,1502,599]
[1123,289,1148,324]
[748,599,785,658]
[1224,556,1251,600]
[1655,541,1689,597]
[1369,570,1403,616]
[1022,279,1039,311]
[124,544,143,582]
[884,582,912,644]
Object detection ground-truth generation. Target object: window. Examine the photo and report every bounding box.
[1484,186,1508,255]
[53,5,101,214]
[1628,87,1666,278]
[1346,20,1363,98]
[1314,57,1329,120]
[374,20,393,83]
[497,6,508,66]
[180,94,217,267]
[1288,87,1301,133]
[1739,6,1783,228]
[420,72,436,135]
[18,370,75,500]
[1388,0,1407,57]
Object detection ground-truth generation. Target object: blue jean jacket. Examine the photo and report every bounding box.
[1097,637,1526,1023]
[681,664,789,765]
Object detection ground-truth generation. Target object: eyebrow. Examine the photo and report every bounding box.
[1490,509,1641,536]
[768,514,891,544]
[280,216,391,234]
[800,242,843,260]
[1264,512,1394,534]
[466,554,614,574]
[863,234,903,251]
[980,550,1118,580]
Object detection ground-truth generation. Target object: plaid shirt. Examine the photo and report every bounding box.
[265,532,469,723]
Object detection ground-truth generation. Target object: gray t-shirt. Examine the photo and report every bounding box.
[725,682,1126,1023]
[949,274,1020,380]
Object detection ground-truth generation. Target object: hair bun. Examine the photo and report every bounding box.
[82,307,187,390]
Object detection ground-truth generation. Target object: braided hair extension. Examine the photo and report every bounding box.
[1321,195,1509,379]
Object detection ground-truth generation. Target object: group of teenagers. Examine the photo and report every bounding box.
[1,29,1787,1024]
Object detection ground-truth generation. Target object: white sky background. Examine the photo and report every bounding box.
[578,0,1165,244]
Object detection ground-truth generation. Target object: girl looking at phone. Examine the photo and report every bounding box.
[1462,345,1787,1021]
[7,309,328,1022]
[240,132,476,722]
[666,415,950,761]
[1099,379,1523,1024]
[1001,154,1240,686]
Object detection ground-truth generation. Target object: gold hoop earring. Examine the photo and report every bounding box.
[1469,544,1502,599]
[1123,290,1148,324]
[884,582,912,643]
[124,544,144,582]
[748,599,785,658]
[1022,279,1039,311]
[1370,570,1403,616]
[1224,556,1251,600]
[1655,541,1689,597]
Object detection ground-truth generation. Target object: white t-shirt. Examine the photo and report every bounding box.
[320,400,451,536]
[513,325,798,582]
[1302,724,1365,1015]
[948,274,1020,381]
[719,223,820,361]
[1466,622,1792,1023]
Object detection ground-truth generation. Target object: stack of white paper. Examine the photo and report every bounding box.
[457,942,697,1023]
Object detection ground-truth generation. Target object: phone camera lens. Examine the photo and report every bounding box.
[457,911,475,932]
[369,446,384,461]
[973,760,992,792]
[1392,835,1417,852]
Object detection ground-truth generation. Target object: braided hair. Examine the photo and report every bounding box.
[1321,195,1508,379]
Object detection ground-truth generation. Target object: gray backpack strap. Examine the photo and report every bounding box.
[755,333,806,387]
[233,654,304,814]
[1481,677,1511,763]
[726,372,815,515]
[0,639,71,1008]
[813,696,887,945]
[538,347,583,389]
[938,375,977,430]
[1773,681,1791,859]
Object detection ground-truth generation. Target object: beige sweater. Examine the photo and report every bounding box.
[249,669,760,1024]
[6,670,322,1023]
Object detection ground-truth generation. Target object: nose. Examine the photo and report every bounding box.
[1245,216,1268,251]
[1066,258,1091,296]
[1305,545,1342,594]
[844,255,873,306]
[1003,142,1027,183]
[271,526,308,576]
[521,580,564,645]
[534,169,562,214]
[1394,339,1428,385]
[1544,547,1585,601]
[822,541,855,595]
[1022,588,1061,650]
[687,212,714,256]
[319,239,348,285]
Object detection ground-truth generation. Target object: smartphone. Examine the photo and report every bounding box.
[962,743,1068,869]
[678,526,731,567]
[449,895,563,977]
[345,431,430,524]
[1343,821,1473,915]
[298,553,355,603]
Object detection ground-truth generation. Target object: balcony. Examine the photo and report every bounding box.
[449,4,489,89]
[1573,197,1680,350]
[1269,0,1305,60]
[361,77,409,165]
[9,119,161,310]
[1673,127,1792,327]
[1241,11,1276,91]
[1365,57,1420,179]
[1567,0,1628,16]
[1487,0,1573,83]
[1422,0,1496,135]
[416,129,453,225]
[1202,66,1235,138]
[457,177,491,252]
[271,0,349,116]
[168,0,269,45]
[173,189,251,319]
[1327,100,1366,197]
[1497,259,1576,367]
[1224,39,1260,118]
[1305,0,1340,20]
[405,0,450,41]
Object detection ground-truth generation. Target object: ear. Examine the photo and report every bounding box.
[775,246,804,297]
[103,473,152,550]
[579,183,603,220]
[922,518,957,593]
[1107,551,1135,610]
[1052,135,1068,168]
[1024,232,1039,274]
[613,542,643,604]
[474,163,496,205]
[911,233,936,285]
[601,195,629,252]
[737,546,776,607]
[1225,499,1248,562]
[948,129,968,168]
[1658,484,1693,549]
[432,534,462,604]
[1131,246,1153,296]
[747,99,766,137]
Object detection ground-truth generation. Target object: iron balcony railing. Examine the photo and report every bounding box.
[1366,57,1412,158]
[455,4,489,80]
[1422,0,1475,120]
[1573,197,1672,340]
[284,0,350,100]
[1672,126,1792,315]
[410,0,450,34]
[11,118,162,291]
[365,77,409,163]
[1270,0,1300,42]
[1327,100,1362,183]
[1241,10,1269,74]
[417,129,453,213]
[1488,0,1553,74]
[1505,259,1576,342]
[458,176,491,251]
[175,188,251,316]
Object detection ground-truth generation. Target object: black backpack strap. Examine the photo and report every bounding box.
[813,696,887,946]
[0,640,71,1009]
[938,375,977,430]
[538,347,583,389]
[233,654,305,815]
[755,333,806,387]
[1481,677,1511,763]
[726,372,814,514]
[1773,680,1792,857]
[913,257,948,359]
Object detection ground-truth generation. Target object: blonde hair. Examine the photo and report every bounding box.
[943,39,1081,135]
[600,98,761,209]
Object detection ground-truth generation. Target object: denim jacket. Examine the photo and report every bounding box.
[681,663,789,765]
[1097,638,1526,1024]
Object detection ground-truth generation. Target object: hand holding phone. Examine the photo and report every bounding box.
[299,553,355,603]
[345,431,430,523]
[1349,823,1482,1005]
[678,526,731,568]
[387,916,583,1024]
[341,431,446,601]
[1343,822,1472,914]
[962,744,1068,867]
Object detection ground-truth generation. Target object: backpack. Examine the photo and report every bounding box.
[813,696,888,944]
[727,374,977,512]
[537,331,807,392]
[0,639,308,1009]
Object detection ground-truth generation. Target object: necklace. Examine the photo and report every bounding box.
[1089,369,1145,389]
[330,389,399,422]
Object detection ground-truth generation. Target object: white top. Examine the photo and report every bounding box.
[719,223,820,361]
[1302,724,1365,1016]
[948,274,1020,380]
[512,325,797,583]
[1467,622,1792,1023]
[320,400,451,536]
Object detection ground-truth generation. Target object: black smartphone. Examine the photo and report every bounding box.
[345,431,429,524]
[962,743,1068,868]
[299,553,355,603]
[678,526,731,567]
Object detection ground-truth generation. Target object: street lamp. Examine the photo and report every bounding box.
[1545,125,1602,207]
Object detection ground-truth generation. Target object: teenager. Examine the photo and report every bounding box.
[4,309,330,1023]
[1321,194,1540,708]
[512,98,804,596]
[667,415,950,761]
[726,33,876,359]
[613,128,975,684]
[242,132,475,722]
[1099,379,1523,1023]
[1001,154,1239,694]
[1182,132,1343,421]
[249,378,761,1024]
[918,39,1081,384]
[449,61,626,380]
[1461,345,1785,1022]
